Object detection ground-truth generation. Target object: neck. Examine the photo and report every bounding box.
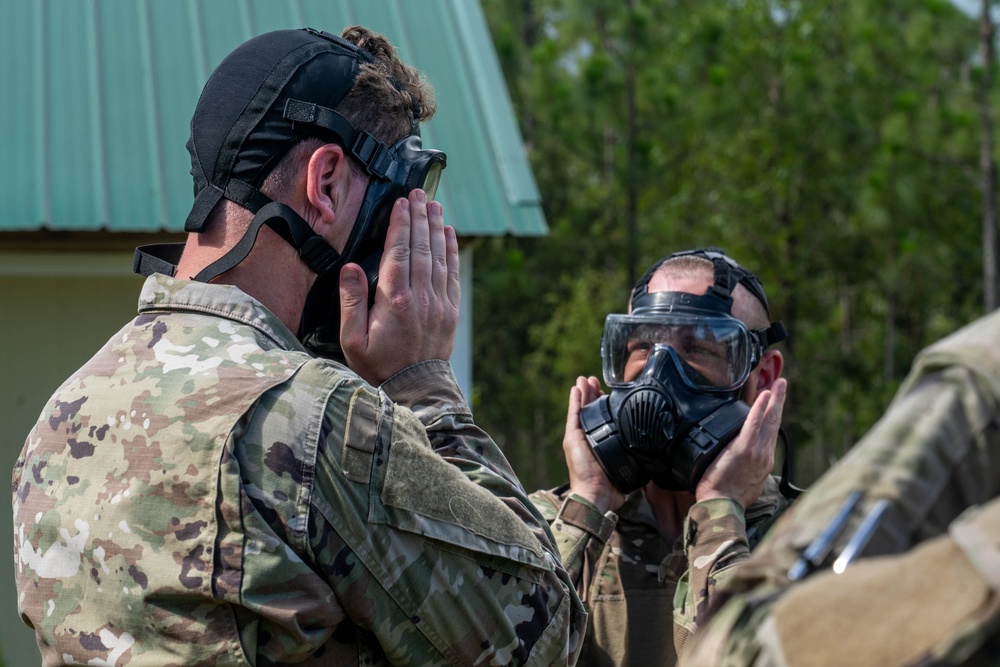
[176,226,313,334]
[643,483,696,545]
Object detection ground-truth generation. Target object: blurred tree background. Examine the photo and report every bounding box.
[472,0,997,491]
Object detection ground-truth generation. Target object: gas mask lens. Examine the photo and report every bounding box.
[422,159,443,200]
[602,313,753,391]
[395,134,446,201]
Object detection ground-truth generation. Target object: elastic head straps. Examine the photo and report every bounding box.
[630,247,787,350]
[632,247,766,309]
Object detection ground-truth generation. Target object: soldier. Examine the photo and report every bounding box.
[682,307,1000,667]
[530,248,796,666]
[12,27,585,665]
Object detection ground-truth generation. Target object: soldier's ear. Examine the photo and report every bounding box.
[304,143,351,231]
[755,350,783,393]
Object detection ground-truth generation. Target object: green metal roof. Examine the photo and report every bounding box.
[0,0,545,237]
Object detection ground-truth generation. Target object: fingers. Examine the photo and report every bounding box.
[566,375,597,432]
[742,379,787,447]
[409,190,431,295]
[584,376,603,404]
[428,199,448,298]
[736,379,787,478]
[763,378,787,437]
[566,381,583,432]
[752,379,786,448]
[382,190,449,309]
[381,197,412,294]
[339,263,370,355]
[445,224,460,310]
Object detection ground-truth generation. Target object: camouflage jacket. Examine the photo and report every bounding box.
[13,274,586,667]
[682,308,1000,667]
[529,476,786,667]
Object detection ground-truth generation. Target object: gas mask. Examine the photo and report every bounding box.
[295,127,447,358]
[578,248,796,496]
[581,291,766,494]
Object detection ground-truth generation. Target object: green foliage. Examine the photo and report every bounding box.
[478,0,992,490]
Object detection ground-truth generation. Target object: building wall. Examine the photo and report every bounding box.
[0,247,472,663]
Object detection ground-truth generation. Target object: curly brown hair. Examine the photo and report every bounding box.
[338,25,437,146]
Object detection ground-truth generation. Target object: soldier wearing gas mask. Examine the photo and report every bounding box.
[13,26,585,666]
[530,248,794,667]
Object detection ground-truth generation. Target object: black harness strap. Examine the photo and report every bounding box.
[283,99,395,178]
[133,243,185,277]
[192,202,340,283]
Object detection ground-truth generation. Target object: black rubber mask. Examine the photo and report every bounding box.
[298,130,446,359]
[580,343,750,494]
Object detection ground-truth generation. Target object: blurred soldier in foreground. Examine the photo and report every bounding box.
[682,307,1000,667]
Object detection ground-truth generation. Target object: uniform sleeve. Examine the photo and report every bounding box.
[529,490,618,598]
[675,498,750,630]
[306,359,587,666]
[673,478,788,658]
[381,360,557,550]
[682,500,1000,667]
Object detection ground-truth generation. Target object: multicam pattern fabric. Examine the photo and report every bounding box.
[13,274,586,666]
[681,308,1000,667]
[529,476,786,667]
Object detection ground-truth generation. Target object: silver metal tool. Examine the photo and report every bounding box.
[832,499,889,574]
[788,491,862,581]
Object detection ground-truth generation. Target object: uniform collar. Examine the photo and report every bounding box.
[137,273,307,354]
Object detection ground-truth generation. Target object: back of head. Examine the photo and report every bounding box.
[134,26,446,355]
[185,26,436,233]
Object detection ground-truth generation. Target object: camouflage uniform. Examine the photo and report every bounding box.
[529,476,787,666]
[13,274,587,666]
[682,308,1000,667]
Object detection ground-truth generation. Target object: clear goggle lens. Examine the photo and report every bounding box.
[421,160,444,200]
[602,313,752,391]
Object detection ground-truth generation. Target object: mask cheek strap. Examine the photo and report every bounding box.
[778,428,806,498]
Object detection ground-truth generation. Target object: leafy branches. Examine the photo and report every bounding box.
[477,0,991,489]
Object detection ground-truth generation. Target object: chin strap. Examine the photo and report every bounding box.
[133,242,184,277]
[133,202,341,283]
[193,202,340,283]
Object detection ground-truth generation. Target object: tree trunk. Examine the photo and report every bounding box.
[980,0,998,311]
[626,0,639,290]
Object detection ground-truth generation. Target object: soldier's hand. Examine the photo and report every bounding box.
[696,378,787,508]
[564,376,627,513]
[339,189,460,386]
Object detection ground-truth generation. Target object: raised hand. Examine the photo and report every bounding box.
[338,189,460,386]
[564,375,627,513]
[695,378,788,508]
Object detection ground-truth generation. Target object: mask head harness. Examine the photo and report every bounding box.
[579,247,801,496]
[133,28,446,359]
